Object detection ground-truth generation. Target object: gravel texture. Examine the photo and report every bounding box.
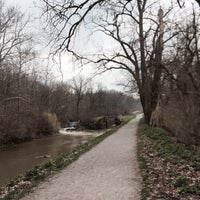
[21,116,142,200]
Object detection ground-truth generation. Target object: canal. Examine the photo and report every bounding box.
[0,131,100,186]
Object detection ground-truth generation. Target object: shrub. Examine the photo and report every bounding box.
[36,112,60,136]
[0,111,60,145]
[0,111,37,144]
[43,112,60,132]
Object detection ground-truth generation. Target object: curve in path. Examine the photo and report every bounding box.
[21,115,142,200]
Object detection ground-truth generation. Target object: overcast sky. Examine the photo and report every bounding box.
[5,0,199,91]
[7,0,37,11]
[5,0,125,91]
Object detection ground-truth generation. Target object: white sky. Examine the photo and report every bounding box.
[5,0,199,91]
[6,0,125,91]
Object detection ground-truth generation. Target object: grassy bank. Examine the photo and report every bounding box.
[0,114,135,200]
[137,119,200,200]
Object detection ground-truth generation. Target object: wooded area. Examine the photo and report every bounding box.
[41,0,200,145]
[1,0,200,146]
[0,0,139,145]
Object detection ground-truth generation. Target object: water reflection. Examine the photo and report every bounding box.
[0,133,95,186]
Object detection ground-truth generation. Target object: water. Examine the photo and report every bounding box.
[0,132,98,186]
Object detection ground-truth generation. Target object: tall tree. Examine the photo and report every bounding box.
[70,76,90,120]
[0,0,33,102]
[0,0,31,66]
[41,0,176,124]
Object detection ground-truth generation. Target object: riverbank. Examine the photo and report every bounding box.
[21,114,141,200]
[137,119,200,200]
[0,132,98,186]
[0,114,135,200]
[0,112,60,147]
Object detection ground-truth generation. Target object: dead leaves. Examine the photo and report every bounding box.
[138,126,200,200]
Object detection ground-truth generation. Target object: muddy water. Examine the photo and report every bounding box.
[0,133,96,186]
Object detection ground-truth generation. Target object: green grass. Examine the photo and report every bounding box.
[0,114,136,200]
[144,127,200,165]
[137,119,200,200]
[122,114,136,121]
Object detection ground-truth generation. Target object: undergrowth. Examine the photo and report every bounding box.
[137,119,200,200]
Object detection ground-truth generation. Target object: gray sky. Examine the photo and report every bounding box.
[5,0,199,91]
[6,0,38,15]
[7,0,36,10]
[5,0,124,91]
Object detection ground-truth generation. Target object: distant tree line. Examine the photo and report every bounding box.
[0,68,139,145]
[0,0,139,145]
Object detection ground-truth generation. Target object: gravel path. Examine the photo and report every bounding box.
[21,116,142,200]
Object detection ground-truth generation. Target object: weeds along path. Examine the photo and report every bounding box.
[21,115,142,200]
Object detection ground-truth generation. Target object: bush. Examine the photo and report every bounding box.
[43,112,60,132]
[36,112,60,136]
[82,116,116,130]
[0,111,60,145]
[114,115,123,125]
[152,92,200,146]
[0,111,37,145]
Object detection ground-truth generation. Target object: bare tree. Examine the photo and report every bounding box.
[41,0,177,124]
[48,82,72,123]
[0,0,34,108]
[0,0,31,66]
[70,76,90,120]
[153,10,200,144]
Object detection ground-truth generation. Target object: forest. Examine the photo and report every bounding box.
[0,0,200,146]
[1,1,200,199]
[40,0,200,146]
[0,0,139,145]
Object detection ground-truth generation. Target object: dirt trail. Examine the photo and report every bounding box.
[21,115,142,200]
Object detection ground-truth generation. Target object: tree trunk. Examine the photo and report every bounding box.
[139,8,164,125]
